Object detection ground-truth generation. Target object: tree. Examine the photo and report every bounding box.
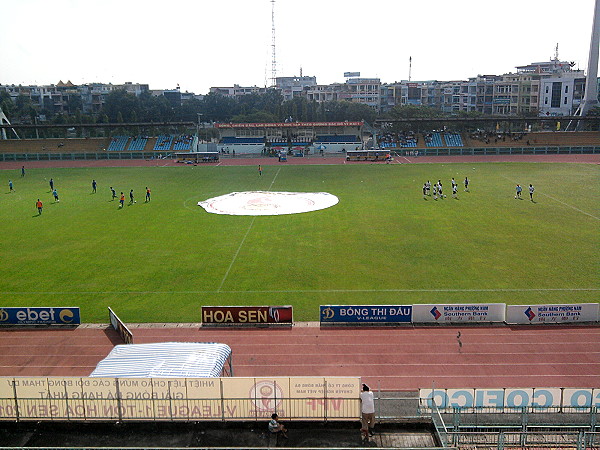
[15,94,37,123]
[0,91,15,120]
[201,92,237,122]
[102,90,140,122]
[230,111,278,123]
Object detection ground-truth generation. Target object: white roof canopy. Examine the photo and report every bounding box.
[90,342,232,378]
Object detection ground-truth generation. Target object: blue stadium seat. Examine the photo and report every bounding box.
[444,133,464,147]
[425,132,443,147]
[127,137,148,151]
[173,135,193,151]
[107,136,129,151]
[154,135,174,151]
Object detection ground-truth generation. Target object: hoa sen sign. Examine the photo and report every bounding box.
[201,306,293,325]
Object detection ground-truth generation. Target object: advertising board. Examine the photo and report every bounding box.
[0,307,80,326]
[320,305,412,324]
[108,307,133,344]
[420,388,600,412]
[506,303,599,324]
[412,303,505,324]
[0,377,359,422]
[202,306,292,325]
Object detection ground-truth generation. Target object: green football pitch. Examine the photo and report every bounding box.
[0,162,598,322]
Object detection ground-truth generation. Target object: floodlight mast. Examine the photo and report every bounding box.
[578,0,599,118]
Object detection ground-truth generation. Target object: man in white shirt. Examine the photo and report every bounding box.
[360,383,375,438]
[529,184,535,202]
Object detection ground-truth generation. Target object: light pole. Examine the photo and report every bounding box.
[196,113,206,152]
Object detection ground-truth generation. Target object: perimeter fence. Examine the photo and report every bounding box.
[424,401,600,449]
[0,145,599,161]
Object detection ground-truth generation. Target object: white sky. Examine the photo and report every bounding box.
[0,0,596,94]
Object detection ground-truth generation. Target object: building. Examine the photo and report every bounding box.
[539,72,586,116]
[276,76,317,101]
[209,85,268,98]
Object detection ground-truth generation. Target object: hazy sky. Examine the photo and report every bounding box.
[1,0,596,94]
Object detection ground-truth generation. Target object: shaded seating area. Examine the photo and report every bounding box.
[424,132,443,147]
[443,133,464,147]
[153,135,173,151]
[378,131,418,148]
[221,137,264,144]
[107,136,129,151]
[173,135,193,151]
[315,135,360,143]
[127,136,148,151]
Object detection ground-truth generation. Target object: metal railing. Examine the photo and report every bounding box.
[0,145,598,161]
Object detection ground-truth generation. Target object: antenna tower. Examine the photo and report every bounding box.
[271,0,277,88]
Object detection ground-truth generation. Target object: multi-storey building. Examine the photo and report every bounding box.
[343,78,381,109]
[304,83,344,103]
[379,81,441,112]
[276,76,317,101]
[539,73,586,116]
[209,85,268,98]
[1,57,596,119]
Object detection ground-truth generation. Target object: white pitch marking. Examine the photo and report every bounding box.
[499,173,599,220]
[217,167,281,291]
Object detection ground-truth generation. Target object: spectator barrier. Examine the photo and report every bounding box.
[0,376,360,422]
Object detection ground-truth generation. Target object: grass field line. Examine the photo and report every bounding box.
[539,191,600,220]
[498,173,599,220]
[217,167,282,291]
[2,287,597,295]
[217,216,256,292]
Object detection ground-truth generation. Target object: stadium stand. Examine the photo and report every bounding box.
[107,136,129,151]
[424,132,443,147]
[127,136,148,151]
[314,135,360,143]
[153,135,173,151]
[221,137,264,144]
[443,133,464,147]
[378,131,418,148]
[173,135,193,151]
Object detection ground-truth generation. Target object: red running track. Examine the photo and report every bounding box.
[0,324,598,391]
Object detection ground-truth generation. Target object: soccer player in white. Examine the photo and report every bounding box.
[452,184,458,198]
[529,184,535,201]
[433,183,438,200]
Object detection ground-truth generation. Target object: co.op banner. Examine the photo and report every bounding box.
[202,306,293,325]
[420,388,600,412]
[506,303,599,324]
[412,303,505,323]
[0,307,80,326]
[320,305,412,323]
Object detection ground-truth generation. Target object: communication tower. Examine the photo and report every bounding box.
[271,0,277,88]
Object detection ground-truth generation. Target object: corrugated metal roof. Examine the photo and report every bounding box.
[89,342,231,378]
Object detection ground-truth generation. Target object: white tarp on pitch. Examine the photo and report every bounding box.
[90,342,232,378]
[198,191,339,216]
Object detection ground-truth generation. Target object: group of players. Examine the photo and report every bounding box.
[20,175,153,215]
[422,177,467,200]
